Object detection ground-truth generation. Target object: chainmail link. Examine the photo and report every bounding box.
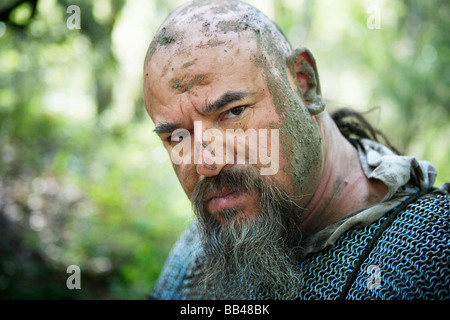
[150,192,449,300]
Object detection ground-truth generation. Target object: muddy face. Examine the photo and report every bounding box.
[143,1,323,223]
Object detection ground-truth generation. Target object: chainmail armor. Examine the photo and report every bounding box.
[297,191,449,299]
[150,191,449,300]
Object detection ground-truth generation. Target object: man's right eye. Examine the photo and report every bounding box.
[171,134,184,142]
[170,129,190,143]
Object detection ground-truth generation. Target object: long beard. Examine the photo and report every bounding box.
[190,166,305,299]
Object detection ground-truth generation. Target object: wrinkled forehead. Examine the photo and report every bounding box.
[145,20,261,105]
[149,29,258,73]
[145,30,260,117]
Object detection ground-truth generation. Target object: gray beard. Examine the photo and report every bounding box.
[191,166,305,299]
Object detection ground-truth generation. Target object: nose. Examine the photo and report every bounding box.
[196,163,224,177]
[194,123,228,177]
[195,140,228,177]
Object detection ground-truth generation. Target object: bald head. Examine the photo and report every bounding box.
[144,0,292,71]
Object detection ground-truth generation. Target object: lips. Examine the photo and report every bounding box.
[205,187,233,201]
[205,187,244,212]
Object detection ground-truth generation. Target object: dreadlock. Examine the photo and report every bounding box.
[331,108,401,155]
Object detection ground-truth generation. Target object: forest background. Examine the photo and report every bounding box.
[1,0,449,299]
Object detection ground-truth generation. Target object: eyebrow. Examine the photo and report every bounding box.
[204,90,256,114]
[153,90,256,135]
[153,122,183,135]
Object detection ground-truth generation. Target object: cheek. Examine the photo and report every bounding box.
[279,109,324,203]
[291,126,323,186]
[272,155,296,193]
[173,163,198,199]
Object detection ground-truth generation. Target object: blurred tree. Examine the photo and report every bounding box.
[0,1,39,29]
[0,0,448,300]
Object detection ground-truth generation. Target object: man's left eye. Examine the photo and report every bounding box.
[227,106,246,118]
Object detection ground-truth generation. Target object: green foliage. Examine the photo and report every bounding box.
[0,0,191,299]
[0,0,448,299]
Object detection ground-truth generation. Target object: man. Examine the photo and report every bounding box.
[143,0,449,299]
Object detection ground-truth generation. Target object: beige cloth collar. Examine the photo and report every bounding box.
[300,138,437,258]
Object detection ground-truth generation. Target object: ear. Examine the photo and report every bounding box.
[289,46,325,115]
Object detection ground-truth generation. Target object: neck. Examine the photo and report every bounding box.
[300,112,388,237]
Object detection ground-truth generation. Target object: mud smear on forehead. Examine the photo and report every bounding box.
[171,74,209,93]
[156,26,177,46]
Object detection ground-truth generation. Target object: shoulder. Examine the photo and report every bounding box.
[149,221,202,300]
[348,189,449,299]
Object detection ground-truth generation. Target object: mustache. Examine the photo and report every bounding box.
[190,165,305,225]
[190,166,263,205]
